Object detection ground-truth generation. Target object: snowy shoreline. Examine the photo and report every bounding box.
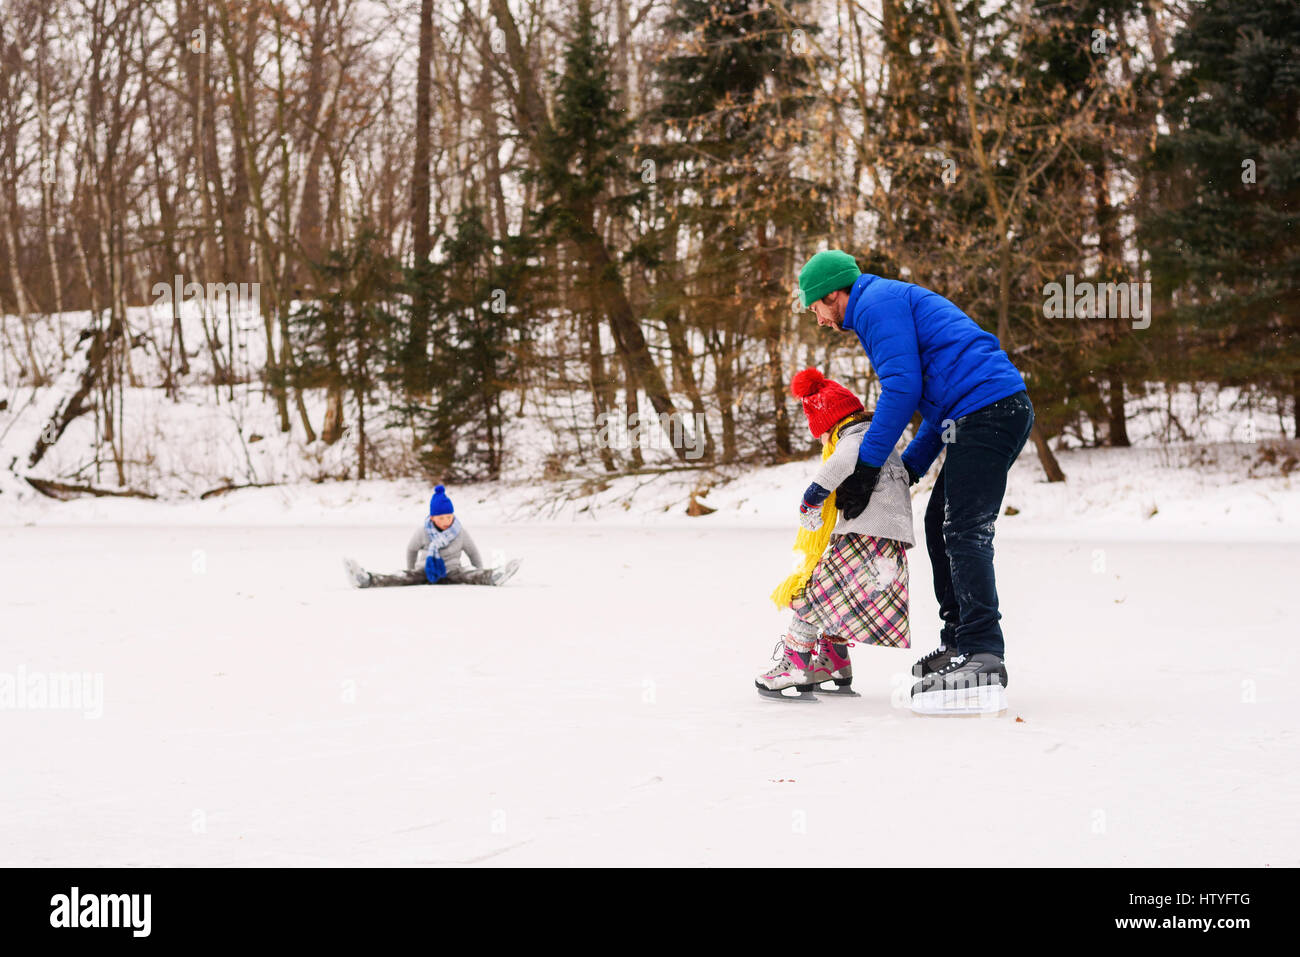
[5,442,1297,545]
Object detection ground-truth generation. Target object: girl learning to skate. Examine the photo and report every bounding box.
[756,369,914,700]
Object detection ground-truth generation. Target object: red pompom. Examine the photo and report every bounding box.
[790,367,825,398]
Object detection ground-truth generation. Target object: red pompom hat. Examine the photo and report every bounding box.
[791,368,864,438]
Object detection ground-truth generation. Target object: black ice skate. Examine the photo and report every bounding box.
[911,643,963,678]
[910,652,1008,716]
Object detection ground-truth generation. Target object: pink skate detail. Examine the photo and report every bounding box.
[821,643,851,669]
[811,638,852,680]
[767,650,809,682]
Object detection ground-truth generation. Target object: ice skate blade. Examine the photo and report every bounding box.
[756,683,819,702]
[910,684,1007,716]
[809,681,860,697]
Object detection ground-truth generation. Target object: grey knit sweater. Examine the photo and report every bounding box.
[405,522,484,572]
[812,420,916,547]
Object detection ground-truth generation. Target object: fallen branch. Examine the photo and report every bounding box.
[25,477,158,500]
[29,322,118,469]
[199,481,280,500]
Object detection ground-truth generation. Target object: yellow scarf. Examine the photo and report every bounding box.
[770,422,844,609]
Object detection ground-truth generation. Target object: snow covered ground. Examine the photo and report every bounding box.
[3,444,1297,866]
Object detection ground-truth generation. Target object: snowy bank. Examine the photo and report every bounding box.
[4,439,1298,545]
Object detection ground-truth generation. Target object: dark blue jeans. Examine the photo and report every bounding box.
[923,391,1034,658]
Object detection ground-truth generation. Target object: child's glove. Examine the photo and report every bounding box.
[424,554,448,583]
[798,500,824,531]
[904,462,923,486]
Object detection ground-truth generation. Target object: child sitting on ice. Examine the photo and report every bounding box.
[344,485,520,588]
[756,369,914,700]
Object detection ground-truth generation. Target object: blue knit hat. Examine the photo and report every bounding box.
[428,485,454,516]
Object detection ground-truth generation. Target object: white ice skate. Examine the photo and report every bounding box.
[808,637,860,697]
[491,558,521,586]
[343,557,372,589]
[755,641,818,702]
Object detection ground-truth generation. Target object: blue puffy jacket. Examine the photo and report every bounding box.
[843,274,1026,472]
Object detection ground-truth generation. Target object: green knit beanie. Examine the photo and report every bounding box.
[797,250,862,308]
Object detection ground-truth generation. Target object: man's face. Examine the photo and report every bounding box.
[810,290,849,330]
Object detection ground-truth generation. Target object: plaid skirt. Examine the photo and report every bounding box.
[789,534,910,648]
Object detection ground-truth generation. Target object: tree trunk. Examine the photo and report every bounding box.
[407,0,434,391]
[36,5,66,360]
[216,2,290,432]
[1093,153,1131,449]
[712,327,738,463]
[1029,423,1066,483]
[321,387,345,445]
[356,390,366,480]
[579,237,684,460]
[1293,374,1299,440]
[662,308,709,458]
[1108,376,1131,447]
[587,315,617,472]
[756,222,790,460]
[623,356,645,468]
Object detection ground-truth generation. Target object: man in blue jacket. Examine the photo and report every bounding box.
[796,249,1034,713]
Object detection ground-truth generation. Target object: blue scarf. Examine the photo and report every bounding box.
[424,516,462,553]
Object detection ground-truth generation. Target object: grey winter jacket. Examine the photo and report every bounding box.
[812,420,916,547]
[405,522,484,572]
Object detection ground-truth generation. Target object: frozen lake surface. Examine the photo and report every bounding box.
[2,522,1295,866]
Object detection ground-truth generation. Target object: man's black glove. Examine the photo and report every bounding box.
[904,462,922,486]
[835,460,881,520]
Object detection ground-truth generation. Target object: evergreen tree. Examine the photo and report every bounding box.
[290,229,401,480]
[1142,0,1300,434]
[652,0,825,461]
[1014,0,1150,449]
[531,0,687,462]
[861,0,1134,477]
[407,205,532,481]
